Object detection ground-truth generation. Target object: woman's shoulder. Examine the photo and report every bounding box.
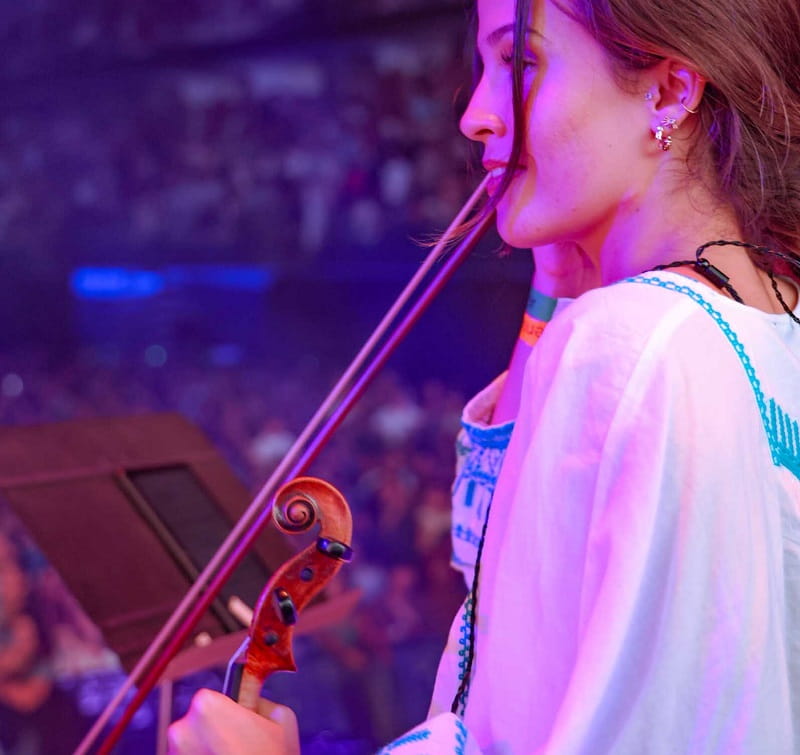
[547,270,796,351]
[536,271,800,407]
[560,272,705,323]
[541,273,707,360]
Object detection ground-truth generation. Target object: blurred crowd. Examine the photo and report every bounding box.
[1,17,475,282]
[0,349,469,752]
[1,0,461,69]
[0,1,486,750]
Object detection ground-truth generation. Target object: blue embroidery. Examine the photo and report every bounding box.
[627,275,800,481]
[770,398,800,480]
[454,719,468,755]
[451,552,474,569]
[378,719,469,753]
[379,728,432,752]
[461,419,514,449]
[453,428,511,521]
[464,480,476,509]
[451,524,482,548]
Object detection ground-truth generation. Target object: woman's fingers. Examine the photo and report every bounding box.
[167,689,300,755]
[257,697,300,755]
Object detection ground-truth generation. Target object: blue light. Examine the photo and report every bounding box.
[71,267,165,300]
[164,265,273,291]
[70,264,273,300]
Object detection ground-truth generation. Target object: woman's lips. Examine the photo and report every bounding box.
[485,165,525,197]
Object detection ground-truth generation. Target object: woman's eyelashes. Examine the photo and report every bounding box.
[499,49,538,71]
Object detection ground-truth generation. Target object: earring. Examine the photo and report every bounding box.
[680,98,699,114]
[644,91,655,101]
[654,116,679,151]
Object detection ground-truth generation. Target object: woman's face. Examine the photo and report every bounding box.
[461,0,654,253]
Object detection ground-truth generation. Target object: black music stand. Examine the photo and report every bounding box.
[0,413,359,750]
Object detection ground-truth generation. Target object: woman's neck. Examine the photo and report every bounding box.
[583,170,798,314]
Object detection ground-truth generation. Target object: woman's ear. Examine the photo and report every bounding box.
[644,59,706,130]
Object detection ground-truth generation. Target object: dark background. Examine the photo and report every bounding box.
[0,1,531,752]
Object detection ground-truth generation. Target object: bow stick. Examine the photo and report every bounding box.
[79,176,492,755]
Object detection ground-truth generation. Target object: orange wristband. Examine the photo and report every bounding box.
[519,313,548,346]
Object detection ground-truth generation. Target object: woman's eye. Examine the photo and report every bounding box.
[500,52,537,71]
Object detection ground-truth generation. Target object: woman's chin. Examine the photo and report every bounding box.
[494,210,538,250]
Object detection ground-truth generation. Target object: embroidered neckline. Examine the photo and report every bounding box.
[627,274,800,481]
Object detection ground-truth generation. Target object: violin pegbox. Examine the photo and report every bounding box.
[223,477,353,710]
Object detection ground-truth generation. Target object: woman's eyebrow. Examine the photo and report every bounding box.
[485,24,540,46]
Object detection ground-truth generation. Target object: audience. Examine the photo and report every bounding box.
[0,2,476,750]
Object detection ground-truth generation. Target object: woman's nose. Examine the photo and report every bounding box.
[459,80,507,143]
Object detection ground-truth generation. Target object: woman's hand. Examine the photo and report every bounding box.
[532,241,602,299]
[167,689,300,755]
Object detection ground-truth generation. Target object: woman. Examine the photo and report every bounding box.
[168,0,800,751]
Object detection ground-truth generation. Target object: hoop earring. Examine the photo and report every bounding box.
[680,98,698,114]
[654,116,679,151]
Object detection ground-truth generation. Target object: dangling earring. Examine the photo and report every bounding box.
[654,116,679,151]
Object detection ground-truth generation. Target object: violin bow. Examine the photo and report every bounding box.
[78,175,492,754]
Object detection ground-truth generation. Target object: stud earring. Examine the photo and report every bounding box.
[644,91,655,101]
[654,116,679,151]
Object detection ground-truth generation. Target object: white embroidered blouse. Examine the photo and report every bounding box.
[382,271,800,754]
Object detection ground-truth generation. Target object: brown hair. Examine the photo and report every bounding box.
[513,0,800,266]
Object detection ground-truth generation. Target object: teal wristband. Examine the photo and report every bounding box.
[526,288,558,322]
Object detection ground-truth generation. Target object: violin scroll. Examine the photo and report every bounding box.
[272,491,317,533]
[224,477,353,710]
[273,477,352,542]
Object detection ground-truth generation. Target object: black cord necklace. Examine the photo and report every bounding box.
[652,240,800,326]
[450,498,492,716]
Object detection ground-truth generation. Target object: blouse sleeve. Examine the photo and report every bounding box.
[479,285,790,752]
[451,374,514,588]
[451,296,575,588]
